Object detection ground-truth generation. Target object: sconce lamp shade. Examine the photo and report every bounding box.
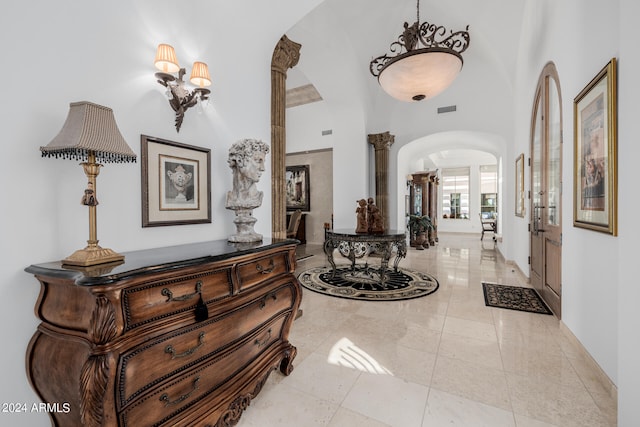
[154,43,180,73]
[40,101,137,164]
[189,61,212,87]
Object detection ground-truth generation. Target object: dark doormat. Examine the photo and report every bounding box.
[298,265,439,301]
[482,282,552,315]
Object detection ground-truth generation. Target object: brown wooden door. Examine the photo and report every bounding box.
[530,63,562,317]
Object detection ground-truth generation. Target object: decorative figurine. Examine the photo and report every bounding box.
[226,138,270,242]
[355,197,385,233]
[355,199,369,233]
[367,197,384,233]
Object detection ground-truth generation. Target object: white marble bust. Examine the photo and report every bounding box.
[226,139,270,209]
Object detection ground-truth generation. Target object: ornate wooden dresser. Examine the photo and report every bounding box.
[25,239,302,426]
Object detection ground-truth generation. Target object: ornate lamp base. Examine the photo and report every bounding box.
[62,244,124,267]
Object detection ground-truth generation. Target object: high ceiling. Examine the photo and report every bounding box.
[284,0,527,165]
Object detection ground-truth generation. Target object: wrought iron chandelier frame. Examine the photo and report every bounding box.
[369,0,471,100]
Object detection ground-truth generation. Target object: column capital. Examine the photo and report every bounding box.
[367,131,395,151]
[272,35,302,74]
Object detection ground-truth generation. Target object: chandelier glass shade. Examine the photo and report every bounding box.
[370,0,470,102]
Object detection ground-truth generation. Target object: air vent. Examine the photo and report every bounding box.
[437,105,457,114]
[321,129,333,136]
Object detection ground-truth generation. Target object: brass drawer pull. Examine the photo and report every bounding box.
[254,329,272,347]
[162,281,202,302]
[255,259,275,274]
[159,376,200,407]
[165,332,205,359]
[259,292,277,310]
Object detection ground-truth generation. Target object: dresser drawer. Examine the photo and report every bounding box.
[118,282,295,407]
[122,267,233,331]
[236,250,290,292]
[120,315,288,427]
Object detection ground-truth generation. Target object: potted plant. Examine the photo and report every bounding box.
[407,214,434,249]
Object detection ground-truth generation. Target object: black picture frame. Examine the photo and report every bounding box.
[141,134,211,227]
[285,165,310,212]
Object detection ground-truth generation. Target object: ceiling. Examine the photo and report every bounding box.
[284,0,527,166]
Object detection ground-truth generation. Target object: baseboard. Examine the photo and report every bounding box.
[559,321,618,401]
[500,255,615,400]
[503,258,530,284]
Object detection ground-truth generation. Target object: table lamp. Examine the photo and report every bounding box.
[40,101,137,267]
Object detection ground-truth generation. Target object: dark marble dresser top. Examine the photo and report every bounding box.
[25,238,298,286]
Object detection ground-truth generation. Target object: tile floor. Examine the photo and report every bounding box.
[239,233,617,427]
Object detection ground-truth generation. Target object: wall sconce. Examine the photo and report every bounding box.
[154,43,211,132]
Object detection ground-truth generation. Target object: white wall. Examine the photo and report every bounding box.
[617,1,640,424]
[285,18,370,229]
[286,149,333,244]
[0,1,323,425]
[512,0,621,388]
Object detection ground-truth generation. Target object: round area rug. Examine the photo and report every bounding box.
[297,265,439,301]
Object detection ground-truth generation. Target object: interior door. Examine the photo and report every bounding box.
[530,63,562,317]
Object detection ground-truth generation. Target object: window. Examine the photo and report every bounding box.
[480,165,497,218]
[442,168,469,219]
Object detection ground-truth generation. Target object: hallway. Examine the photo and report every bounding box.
[239,233,616,426]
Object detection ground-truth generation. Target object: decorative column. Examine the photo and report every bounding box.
[368,131,395,230]
[271,35,301,239]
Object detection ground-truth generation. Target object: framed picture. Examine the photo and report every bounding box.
[515,153,525,217]
[573,58,617,235]
[285,165,310,211]
[141,135,211,227]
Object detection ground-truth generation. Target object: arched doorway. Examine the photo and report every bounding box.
[395,131,506,233]
[530,62,563,317]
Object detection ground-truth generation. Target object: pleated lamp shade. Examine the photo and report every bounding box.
[40,101,136,164]
[189,61,212,87]
[154,43,180,73]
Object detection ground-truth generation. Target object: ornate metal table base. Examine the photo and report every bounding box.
[323,229,407,286]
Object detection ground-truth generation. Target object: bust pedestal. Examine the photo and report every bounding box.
[226,190,263,242]
[228,207,262,242]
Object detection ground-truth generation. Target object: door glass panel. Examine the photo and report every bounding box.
[547,77,561,226]
[451,193,460,218]
[532,95,543,213]
[413,183,422,215]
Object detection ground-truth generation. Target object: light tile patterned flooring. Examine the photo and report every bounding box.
[239,233,617,426]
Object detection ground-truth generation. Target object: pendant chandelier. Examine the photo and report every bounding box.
[369,0,470,102]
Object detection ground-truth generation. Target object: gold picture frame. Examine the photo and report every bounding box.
[573,58,617,235]
[515,153,525,217]
[141,135,211,227]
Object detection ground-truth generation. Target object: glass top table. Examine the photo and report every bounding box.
[323,229,407,286]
